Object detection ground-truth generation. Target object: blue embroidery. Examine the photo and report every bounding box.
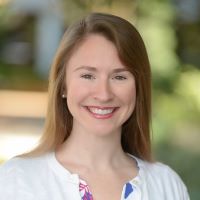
[124,183,134,199]
[85,192,93,200]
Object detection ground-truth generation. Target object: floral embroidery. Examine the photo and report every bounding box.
[124,182,134,199]
[79,180,93,200]
[79,179,137,200]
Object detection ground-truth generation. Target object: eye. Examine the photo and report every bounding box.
[113,75,127,80]
[80,74,95,80]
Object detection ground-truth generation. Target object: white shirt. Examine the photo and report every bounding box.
[0,152,190,200]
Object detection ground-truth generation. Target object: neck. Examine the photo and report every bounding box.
[56,126,127,170]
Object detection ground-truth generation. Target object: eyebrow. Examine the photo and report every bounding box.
[74,65,129,73]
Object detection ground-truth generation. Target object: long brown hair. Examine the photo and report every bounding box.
[27,13,152,161]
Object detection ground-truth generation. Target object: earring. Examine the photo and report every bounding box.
[62,94,66,98]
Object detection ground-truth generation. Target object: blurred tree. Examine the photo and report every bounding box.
[61,0,137,24]
[137,0,179,93]
[136,0,200,199]
[0,2,11,46]
[174,0,200,69]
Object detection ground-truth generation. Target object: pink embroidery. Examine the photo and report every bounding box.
[79,181,93,200]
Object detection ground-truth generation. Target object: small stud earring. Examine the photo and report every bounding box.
[62,94,66,98]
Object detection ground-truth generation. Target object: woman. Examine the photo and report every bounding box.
[0,13,189,200]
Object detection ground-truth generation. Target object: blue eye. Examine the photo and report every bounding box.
[80,74,95,80]
[114,75,127,80]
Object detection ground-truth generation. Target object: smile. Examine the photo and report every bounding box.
[85,106,118,119]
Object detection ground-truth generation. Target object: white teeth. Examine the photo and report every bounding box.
[88,107,114,115]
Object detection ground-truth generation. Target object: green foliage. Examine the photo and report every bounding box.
[0,3,10,45]
[61,0,135,24]
[0,63,47,91]
[137,0,179,93]
[154,141,200,200]
[137,1,200,199]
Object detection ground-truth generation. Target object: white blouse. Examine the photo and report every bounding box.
[0,152,190,200]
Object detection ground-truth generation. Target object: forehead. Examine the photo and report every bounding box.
[66,34,126,71]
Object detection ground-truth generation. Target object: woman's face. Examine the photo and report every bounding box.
[65,34,136,136]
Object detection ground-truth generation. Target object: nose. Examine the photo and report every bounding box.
[93,79,114,102]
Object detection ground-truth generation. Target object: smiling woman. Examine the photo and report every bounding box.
[65,34,136,137]
[0,13,190,200]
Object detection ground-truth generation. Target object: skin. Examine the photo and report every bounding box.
[56,34,138,200]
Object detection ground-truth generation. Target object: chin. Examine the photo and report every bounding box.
[86,125,121,137]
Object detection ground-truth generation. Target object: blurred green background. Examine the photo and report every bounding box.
[0,0,200,199]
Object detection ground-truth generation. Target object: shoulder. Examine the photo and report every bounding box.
[0,154,48,176]
[134,157,190,199]
[0,155,48,188]
[0,153,55,199]
[138,158,183,183]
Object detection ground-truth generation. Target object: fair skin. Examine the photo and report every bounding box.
[56,34,138,200]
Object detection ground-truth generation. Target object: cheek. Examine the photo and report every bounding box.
[126,92,136,114]
[120,83,136,106]
[66,79,90,104]
[124,86,136,119]
[129,87,136,104]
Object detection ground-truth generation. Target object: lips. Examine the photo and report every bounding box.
[85,106,118,119]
